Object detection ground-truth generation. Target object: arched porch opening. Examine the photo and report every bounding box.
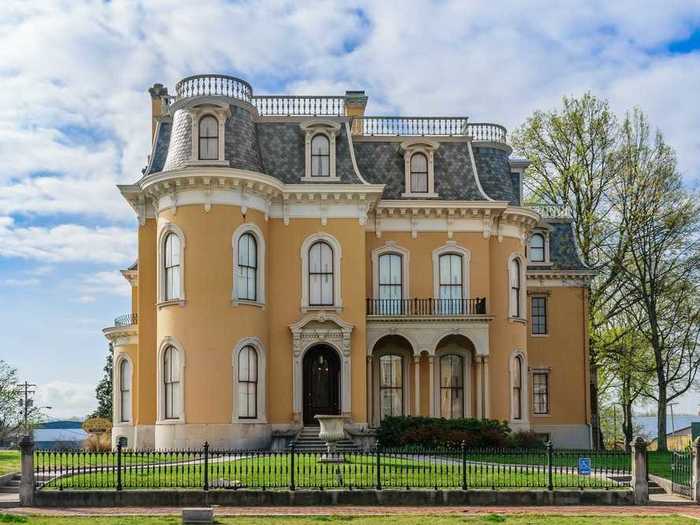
[433,334,476,419]
[369,335,414,427]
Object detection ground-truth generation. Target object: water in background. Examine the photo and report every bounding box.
[634,415,700,439]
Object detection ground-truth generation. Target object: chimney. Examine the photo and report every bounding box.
[344,90,368,135]
[148,83,169,143]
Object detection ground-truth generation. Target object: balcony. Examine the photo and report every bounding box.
[366,298,487,318]
[113,313,138,327]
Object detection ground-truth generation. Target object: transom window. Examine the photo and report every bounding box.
[119,359,131,423]
[163,346,181,420]
[509,258,522,318]
[531,296,548,335]
[163,233,181,301]
[409,152,428,193]
[379,355,403,419]
[512,355,523,420]
[529,233,545,262]
[238,346,258,419]
[533,372,549,415]
[439,254,463,313]
[198,115,219,160]
[440,355,464,419]
[237,233,258,301]
[308,241,334,306]
[311,134,330,177]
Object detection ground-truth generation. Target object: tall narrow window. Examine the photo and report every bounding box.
[237,233,258,301]
[440,355,464,419]
[198,115,219,160]
[531,296,548,335]
[409,153,428,193]
[308,241,334,306]
[163,233,181,301]
[379,355,403,419]
[119,360,131,423]
[439,254,463,314]
[378,253,402,314]
[529,233,545,262]
[533,372,549,415]
[238,346,258,419]
[311,134,330,177]
[163,346,181,420]
[509,258,521,318]
[512,356,523,420]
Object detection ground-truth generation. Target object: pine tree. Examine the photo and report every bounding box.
[92,343,113,420]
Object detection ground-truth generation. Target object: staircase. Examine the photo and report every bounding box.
[291,426,359,452]
[0,474,19,495]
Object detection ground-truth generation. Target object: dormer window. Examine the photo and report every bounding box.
[401,139,439,198]
[409,153,428,193]
[198,115,219,160]
[527,231,550,264]
[311,134,330,177]
[301,120,341,181]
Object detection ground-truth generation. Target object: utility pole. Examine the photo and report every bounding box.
[668,402,679,440]
[18,382,36,435]
[613,404,618,449]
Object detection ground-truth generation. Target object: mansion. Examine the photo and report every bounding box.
[104,74,594,450]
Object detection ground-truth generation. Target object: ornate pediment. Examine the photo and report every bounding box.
[289,312,354,357]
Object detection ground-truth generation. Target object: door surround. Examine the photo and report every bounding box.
[302,345,341,425]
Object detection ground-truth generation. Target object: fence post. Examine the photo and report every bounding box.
[461,440,467,490]
[692,437,700,503]
[290,442,296,491]
[19,434,34,506]
[116,440,122,491]
[631,436,649,504]
[376,441,382,490]
[203,441,209,491]
[545,441,553,491]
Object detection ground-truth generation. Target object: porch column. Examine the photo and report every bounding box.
[476,356,483,419]
[366,356,373,426]
[483,356,490,419]
[413,355,421,416]
[428,356,435,417]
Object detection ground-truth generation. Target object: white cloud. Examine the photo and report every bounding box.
[77,271,131,304]
[1,278,40,287]
[35,381,97,420]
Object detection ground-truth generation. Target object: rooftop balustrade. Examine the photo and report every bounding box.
[253,95,345,116]
[175,74,253,103]
[528,204,571,218]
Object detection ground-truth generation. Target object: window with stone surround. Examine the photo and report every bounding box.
[531,296,548,335]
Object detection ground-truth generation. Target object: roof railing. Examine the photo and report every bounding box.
[253,95,345,116]
[354,117,507,142]
[175,74,253,103]
[114,313,138,327]
[528,203,571,218]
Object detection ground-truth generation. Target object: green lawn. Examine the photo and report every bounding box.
[0,514,697,524]
[41,453,626,491]
[34,451,197,470]
[0,451,20,476]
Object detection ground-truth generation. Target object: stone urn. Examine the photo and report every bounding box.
[315,415,348,463]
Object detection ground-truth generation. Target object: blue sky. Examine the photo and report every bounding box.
[2,0,700,418]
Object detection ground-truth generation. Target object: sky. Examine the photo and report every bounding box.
[1,0,700,419]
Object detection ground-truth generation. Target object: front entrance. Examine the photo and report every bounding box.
[302,345,340,425]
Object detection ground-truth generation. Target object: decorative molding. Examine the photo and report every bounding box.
[299,232,343,309]
[188,104,231,163]
[400,139,439,198]
[371,241,411,300]
[231,222,266,305]
[300,120,341,182]
[432,241,471,302]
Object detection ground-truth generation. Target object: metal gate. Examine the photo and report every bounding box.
[671,451,692,498]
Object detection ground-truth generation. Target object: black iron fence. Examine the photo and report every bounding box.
[113,313,138,327]
[33,443,631,492]
[671,451,692,497]
[366,298,487,317]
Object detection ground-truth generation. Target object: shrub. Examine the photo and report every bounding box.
[83,432,111,452]
[376,416,511,448]
[507,431,547,449]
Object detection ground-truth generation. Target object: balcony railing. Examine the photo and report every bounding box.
[175,74,253,103]
[355,117,507,142]
[253,95,345,116]
[114,313,138,327]
[366,298,487,317]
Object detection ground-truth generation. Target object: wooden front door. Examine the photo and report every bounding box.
[303,345,340,425]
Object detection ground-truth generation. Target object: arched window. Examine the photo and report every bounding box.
[308,241,334,306]
[440,355,464,419]
[198,115,219,160]
[238,345,258,419]
[119,359,131,423]
[163,346,181,420]
[439,253,463,314]
[237,233,257,301]
[512,355,523,420]
[509,258,522,318]
[409,152,428,193]
[379,355,403,419]
[529,233,545,262]
[378,253,402,314]
[311,134,330,177]
[163,233,181,301]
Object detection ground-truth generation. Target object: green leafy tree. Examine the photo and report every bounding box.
[91,343,113,420]
[0,360,22,443]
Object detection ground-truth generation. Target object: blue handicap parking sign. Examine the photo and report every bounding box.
[578,457,591,475]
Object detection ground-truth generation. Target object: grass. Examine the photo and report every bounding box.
[0,451,20,476]
[42,453,627,491]
[34,451,197,469]
[0,514,697,524]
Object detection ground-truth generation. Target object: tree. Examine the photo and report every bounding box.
[91,343,113,420]
[511,93,626,447]
[613,109,700,451]
[0,360,22,443]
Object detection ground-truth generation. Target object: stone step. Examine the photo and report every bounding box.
[649,487,667,495]
[0,486,18,494]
